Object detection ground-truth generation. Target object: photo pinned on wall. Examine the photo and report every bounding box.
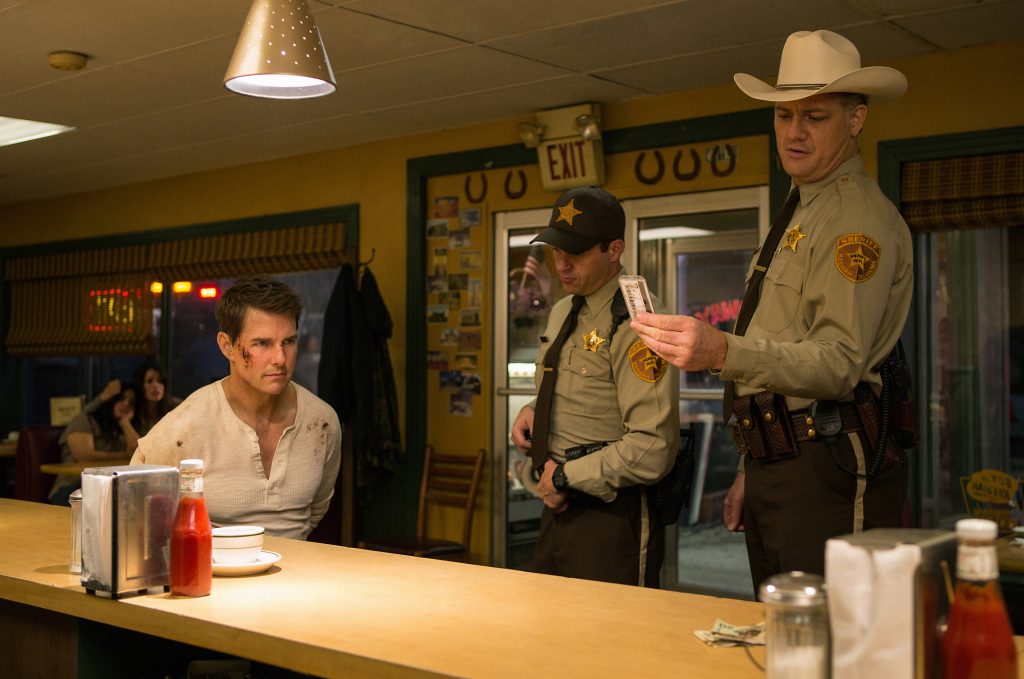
[428,274,448,293]
[458,330,481,352]
[449,391,473,417]
[460,308,481,327]
[467,278,483,307]
[434,196,459,219]
[427,351,449,371]
[440,327,460,346]
[432,247,448,276]
[454,353,478,371]
[461,372,482,395]
[448,227,471,249]
[459,207,481,228]
[426,218,449,239]
[439,291,461,310]
[459,250,482,270]
[427,305,449,324]
[439,370,463,392]
[448,273,469,291]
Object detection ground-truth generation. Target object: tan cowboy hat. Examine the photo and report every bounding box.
[734,30,907,102]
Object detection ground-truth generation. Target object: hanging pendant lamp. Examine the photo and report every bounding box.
[224,0,336,99]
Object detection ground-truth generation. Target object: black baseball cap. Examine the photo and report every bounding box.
[530,186,625,255]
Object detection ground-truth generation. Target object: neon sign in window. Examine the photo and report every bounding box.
[87,287,143,333]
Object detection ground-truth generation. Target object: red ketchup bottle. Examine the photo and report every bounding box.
[170,458,212,597]
[942,518,1017,679]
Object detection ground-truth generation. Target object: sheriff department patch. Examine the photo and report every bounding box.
[628,338,667,383]
[834,233,881,283]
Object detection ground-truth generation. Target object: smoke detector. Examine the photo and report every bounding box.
[48,51,89,71]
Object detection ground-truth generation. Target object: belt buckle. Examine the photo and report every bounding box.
[729,422,748,455]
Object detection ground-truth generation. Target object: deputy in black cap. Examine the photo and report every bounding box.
[511,186,679,586]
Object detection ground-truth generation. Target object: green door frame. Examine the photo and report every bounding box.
[393,108,786,547]
[878,124,1024,527]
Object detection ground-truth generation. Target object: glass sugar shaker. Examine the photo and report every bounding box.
[68,488,83,574]
[759,571,829,679]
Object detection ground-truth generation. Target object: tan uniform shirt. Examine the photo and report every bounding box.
[533,273,680,501]
[721,154,913,411]
[132,379,341,540]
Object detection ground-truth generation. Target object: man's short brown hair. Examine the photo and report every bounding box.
[215,276,302,342]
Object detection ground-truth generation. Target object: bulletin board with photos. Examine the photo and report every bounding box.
[425,184,487,430]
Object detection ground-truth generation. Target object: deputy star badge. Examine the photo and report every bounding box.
[556,198,583,226]
[835,233,881,283]
[783,223,806,253]
[582,328,606,352]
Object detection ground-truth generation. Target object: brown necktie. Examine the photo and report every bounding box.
[530,294,586,471]
[722,188,801,421]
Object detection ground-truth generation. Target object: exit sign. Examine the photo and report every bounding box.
[537,138,605,191]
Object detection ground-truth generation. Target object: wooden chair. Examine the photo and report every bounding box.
[359,446,485,561]
[13,426,63,503]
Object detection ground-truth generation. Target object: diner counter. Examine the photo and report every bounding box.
[1,498,766,678]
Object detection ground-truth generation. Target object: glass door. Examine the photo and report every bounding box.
[492,208,564,569]
[623,186,768,597]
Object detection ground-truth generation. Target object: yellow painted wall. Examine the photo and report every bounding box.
[0,40,1021,562]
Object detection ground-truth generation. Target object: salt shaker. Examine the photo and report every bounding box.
[68,488,83,574]
[759,571,829,679]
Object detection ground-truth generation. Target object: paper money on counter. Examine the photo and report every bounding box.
[693,619,765,647]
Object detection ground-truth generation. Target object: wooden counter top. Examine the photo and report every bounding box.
[0,499,766,678]
[38,459,131,475]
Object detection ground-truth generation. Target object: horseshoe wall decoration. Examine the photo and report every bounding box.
[464,172,488,203]
[710,144,737,177]
[672,148,701,181]
[634,150,665,185]
[503,169,527,200]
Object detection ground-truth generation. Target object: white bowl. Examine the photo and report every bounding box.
[212,525,264,564]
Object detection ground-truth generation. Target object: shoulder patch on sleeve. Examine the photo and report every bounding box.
[835,233,881,283]
[628,338,667,383]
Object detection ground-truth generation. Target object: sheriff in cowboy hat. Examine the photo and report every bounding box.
[630,29,915,592]
[733,29,907,187]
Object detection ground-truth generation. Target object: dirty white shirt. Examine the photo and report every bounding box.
[132,379,341,539]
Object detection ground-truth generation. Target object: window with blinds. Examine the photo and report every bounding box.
[4,221,350,356]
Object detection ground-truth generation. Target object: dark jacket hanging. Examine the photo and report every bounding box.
[318,263,402,487]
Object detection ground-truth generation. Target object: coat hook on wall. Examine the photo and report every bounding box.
[359,248,376,267]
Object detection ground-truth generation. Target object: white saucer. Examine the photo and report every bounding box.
[212,550,281,577]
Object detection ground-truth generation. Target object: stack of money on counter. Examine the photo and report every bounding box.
[693,619,766,647]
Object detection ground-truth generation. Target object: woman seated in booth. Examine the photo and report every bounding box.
[131,360,181,437]
[48,383,140,506]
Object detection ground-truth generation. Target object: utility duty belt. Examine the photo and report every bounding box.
[729,390,900,470]
[564,441,608,461]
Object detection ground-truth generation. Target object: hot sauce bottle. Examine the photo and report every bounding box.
[942,518,1017,679]
[170,458,212,597]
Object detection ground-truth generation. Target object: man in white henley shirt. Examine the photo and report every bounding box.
[132,277,341,540]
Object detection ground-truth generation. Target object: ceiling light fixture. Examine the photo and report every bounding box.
[223,0,336,100]
[0,115,74,148]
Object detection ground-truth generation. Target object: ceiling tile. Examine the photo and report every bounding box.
[894,0,1024,49]
[341,0,673,43]
[485,0,877,72]
[596,40,786,95]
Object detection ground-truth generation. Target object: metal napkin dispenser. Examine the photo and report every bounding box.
[826,528,957,679]
[81,464,178,598]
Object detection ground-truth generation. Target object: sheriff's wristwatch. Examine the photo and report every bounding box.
[551,463,569,491]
